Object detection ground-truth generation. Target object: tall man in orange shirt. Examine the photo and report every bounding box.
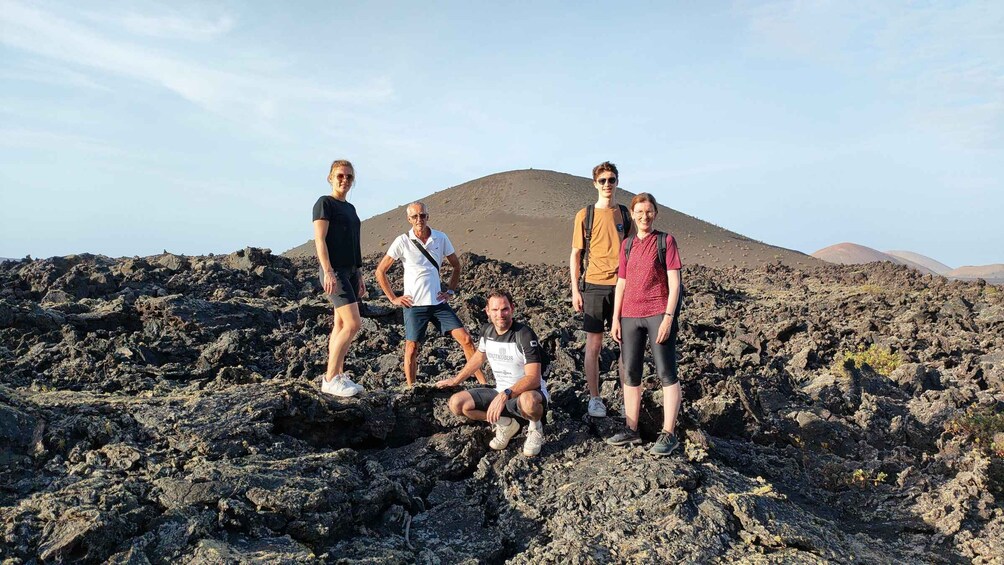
[569,161,632,417]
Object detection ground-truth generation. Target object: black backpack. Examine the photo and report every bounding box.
[580,203,631,277]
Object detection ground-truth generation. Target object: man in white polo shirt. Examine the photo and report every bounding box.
[375,201,485,386]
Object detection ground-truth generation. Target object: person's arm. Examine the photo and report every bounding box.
[611,277,626,344]
[438,253,462,301]
[313,220,336,294]
[657,269,682,344]
[376,255,411,307]
[485,362,541,423]
[435,350,487,388]
[569,247,584,312]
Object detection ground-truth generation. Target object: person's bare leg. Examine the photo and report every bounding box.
[623,384,642,430]
[451,328,486,384]
[662,382,682,433]
[325,309,342,381]
[448,392,487,422]
[328,303,361,378]
[404,340,419,386]
[517,391,544,423]
[584,331,603,397]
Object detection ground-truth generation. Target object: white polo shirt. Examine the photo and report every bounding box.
[386,228,456,306]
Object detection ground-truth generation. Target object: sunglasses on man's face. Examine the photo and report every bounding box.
[597,177,617,186]
[336,174,354,181]
[409,213,429,220]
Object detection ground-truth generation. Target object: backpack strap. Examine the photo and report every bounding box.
[657,232,668,268]
[408,233,439,267]
[617,204,631,238]
[624,231,669,267]
[579,205,595,281]
[583,205,595,245]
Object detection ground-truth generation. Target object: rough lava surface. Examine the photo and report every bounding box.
[1,248,1003,563]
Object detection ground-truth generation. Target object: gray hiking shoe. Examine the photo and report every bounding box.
[650,431,679,456]
[606,427,642,446]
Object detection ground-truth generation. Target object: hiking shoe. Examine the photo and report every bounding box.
[587,396,607,418]
[650,431,680,456]
[489,417,520,450]
[606,427,642,446]
[523,426,545,457]
[321,375,359,397]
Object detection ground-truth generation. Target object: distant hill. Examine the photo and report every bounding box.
[286,169,820,269]
[947,264,1004,285]
[885,250,952,275]
[811,243,937,275]
[813,243,1003,285]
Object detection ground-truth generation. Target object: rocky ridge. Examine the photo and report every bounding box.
[1,248,1002,563]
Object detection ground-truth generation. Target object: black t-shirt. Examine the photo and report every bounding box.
[312,196,362,269]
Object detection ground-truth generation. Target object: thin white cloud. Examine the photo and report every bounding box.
[736,0,1004,149]
[0,1,394,122]
[116,13,235,41]
[0,127,124,155]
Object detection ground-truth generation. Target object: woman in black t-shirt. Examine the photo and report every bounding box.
[312,159,367,397]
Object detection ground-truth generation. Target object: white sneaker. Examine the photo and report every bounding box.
[587,396,607,418]
[523,426,545,457]
[341,372,364,393]
[321,375,359,397]
[489,417,520,450]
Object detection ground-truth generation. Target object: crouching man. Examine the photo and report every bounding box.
[435,289,550,457]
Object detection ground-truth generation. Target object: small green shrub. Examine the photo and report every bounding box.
[837,344,903,377]
[946,408,1004,458]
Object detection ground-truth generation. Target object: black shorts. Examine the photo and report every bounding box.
[621,313,679,387]
[467,387,549,421]
[582,283,615,333]
[319,267,360,308]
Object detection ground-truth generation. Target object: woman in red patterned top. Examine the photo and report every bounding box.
[606,192,684,456]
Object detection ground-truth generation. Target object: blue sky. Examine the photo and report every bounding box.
[1,1,1001,267]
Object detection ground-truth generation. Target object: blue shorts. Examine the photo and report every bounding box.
[404,303,464,342]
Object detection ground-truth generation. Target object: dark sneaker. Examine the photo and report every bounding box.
[606,427,641,446]
[650,432,679,456]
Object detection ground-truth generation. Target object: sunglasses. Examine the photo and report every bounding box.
[596,177,617,185]
[409,213,429,220]
[336,173,354,181]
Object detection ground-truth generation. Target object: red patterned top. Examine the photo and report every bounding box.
[617,231,682,318]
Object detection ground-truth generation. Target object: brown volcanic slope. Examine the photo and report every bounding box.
[286,169,819,269]
[886,250,952,275]
[948,264,1004,285]
[812,242,937,275]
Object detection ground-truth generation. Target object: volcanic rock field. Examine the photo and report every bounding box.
[1,248,1003,563]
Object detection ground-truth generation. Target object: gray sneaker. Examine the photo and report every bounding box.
[606,427,641,446]
[587,396,607,418]
[650,432,679,456]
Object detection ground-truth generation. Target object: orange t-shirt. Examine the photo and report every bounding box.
[572,206,629,285]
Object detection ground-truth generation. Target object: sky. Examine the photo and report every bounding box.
[1,1,1001,267]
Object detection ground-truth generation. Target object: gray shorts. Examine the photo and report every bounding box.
[319,267,360,308]
[467,387,548,421]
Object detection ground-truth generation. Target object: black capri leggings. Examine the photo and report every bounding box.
[621,312,679,387]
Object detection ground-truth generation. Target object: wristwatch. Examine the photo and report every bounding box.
[446,289,456,296]
[503,388,513,399]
